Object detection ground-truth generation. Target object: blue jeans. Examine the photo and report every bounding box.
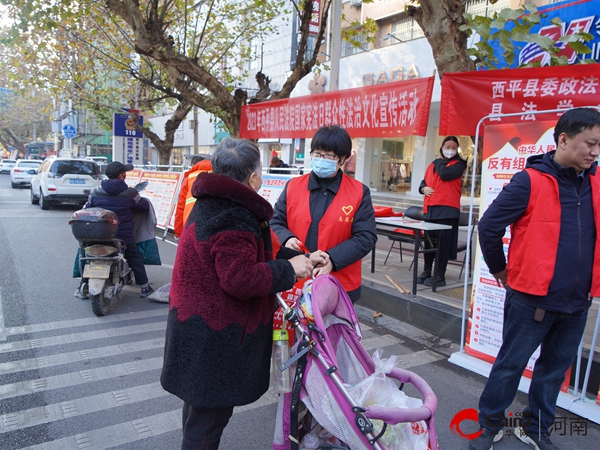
[478,288,588,434]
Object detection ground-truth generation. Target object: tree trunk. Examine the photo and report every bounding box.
[2,128,26,154]
[135,101,192,168]
[407,0,476,78]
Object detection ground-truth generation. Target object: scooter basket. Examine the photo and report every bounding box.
[69,208,119,240]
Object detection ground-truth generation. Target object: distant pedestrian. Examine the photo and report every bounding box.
[268,155,290,174]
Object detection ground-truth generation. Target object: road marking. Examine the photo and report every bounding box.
[1,382,169,432]
[4,308,167,337]
[0,288,5,342]
[0,321,166,353]
[20,389,279,449]
[0,356,164,401]
[0,336,165,375]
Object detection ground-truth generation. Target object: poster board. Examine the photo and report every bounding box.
[466,120,557,375]
[138,171,182,230]
[258,174,294,207]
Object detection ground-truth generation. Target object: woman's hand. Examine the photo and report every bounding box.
[423,186,435,196]
[285,237,302,251]
[313,260,333,276]
[309,251,329,268]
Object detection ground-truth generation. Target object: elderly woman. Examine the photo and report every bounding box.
[161,138,318,449]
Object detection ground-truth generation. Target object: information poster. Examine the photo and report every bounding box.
[138,171,182,229]
[258,174,294,207]
[467,120,557,374]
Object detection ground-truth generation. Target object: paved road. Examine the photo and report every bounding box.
[1,174,599,449]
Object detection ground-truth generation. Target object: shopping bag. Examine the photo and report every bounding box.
[136,238,162,265]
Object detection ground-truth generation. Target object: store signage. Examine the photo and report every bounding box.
[240,76,434,139]
[440,64,600,136]
[363,64,420,86]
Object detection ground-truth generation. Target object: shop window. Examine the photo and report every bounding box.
[379,140,412,194]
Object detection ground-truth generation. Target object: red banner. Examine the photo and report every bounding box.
[239,77,434,139]
[440,64,600,136]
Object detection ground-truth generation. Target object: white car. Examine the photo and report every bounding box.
[10,159,43,188]
[30,157,102,210]
[0,159,17,174]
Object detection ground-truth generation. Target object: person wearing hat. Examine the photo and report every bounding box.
[83,161,154,298]
[174,154,212,238]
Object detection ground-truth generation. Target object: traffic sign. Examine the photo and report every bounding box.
[62,124,77,139]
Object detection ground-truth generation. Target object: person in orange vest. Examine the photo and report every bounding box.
[470,108,600,450]
[417,136,467,287]
[174,154,212,238]
[271,125,377,303]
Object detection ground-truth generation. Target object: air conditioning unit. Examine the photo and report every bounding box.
[349,0,362,8]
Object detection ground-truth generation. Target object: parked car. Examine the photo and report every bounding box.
[0,159,17,174]
[30,157,102,210]
[10,159,43,188]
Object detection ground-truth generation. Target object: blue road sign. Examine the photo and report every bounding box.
[62,124,77,139]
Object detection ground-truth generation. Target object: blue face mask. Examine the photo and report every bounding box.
[311,158,338,178]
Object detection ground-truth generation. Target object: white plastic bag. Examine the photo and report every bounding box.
[345,349,429,450]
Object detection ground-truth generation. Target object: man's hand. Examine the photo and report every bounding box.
[492,269,507,288]
[289,255,314,279]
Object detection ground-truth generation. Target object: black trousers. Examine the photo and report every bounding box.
[124,243,148,286]
[423,217,459,276]
[181,403,234,450]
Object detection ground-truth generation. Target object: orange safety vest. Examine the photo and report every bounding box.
[423,159,462,214]
[507,168,600,296]
[174,160,212,237]
[286,173,364,292]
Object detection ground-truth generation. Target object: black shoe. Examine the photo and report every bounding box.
[515,427,560,450]
[416,271,431,284]
[424,274,446,287]
[469,428,503,450]
[140,285,155,298]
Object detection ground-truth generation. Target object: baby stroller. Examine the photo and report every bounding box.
[273,275,438,450]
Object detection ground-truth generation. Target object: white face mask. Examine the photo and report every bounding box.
[443,149,457,159]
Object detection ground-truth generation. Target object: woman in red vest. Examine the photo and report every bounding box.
[417,136,466,287]
[271,125,377,303]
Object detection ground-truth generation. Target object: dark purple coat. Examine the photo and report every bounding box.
[160,172,298,408]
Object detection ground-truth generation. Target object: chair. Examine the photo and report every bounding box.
[456,211,477,281]
[383,206,425,265]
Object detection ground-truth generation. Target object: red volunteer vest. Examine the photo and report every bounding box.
[507,168,600,296]
[423,159,462,213]
[286,173,364,292]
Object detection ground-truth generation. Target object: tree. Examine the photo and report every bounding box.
[406,1,593,79]
[2,1,333,164]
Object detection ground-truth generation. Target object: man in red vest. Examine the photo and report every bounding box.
[271,125,377,303]
[174,154,212,238]
[470,107,600,450]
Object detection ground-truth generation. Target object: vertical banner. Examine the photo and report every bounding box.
[467,121,557,375]
[113,110,144,165]
[138,171,183,230]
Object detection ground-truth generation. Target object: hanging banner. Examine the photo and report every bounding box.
[466,120,557,374]
[440,64,600,136]
[240,77,434,139]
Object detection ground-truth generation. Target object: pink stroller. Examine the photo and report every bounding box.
[273,275,438,450]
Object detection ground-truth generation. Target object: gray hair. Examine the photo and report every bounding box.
[211,138,261,183]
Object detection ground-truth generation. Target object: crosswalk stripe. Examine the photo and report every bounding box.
[4,309,167,337]
[20,390,279,449]
[0,321,166,353]
[0,356,163,401]
[1,382,168,432]
[0,337,165,375]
